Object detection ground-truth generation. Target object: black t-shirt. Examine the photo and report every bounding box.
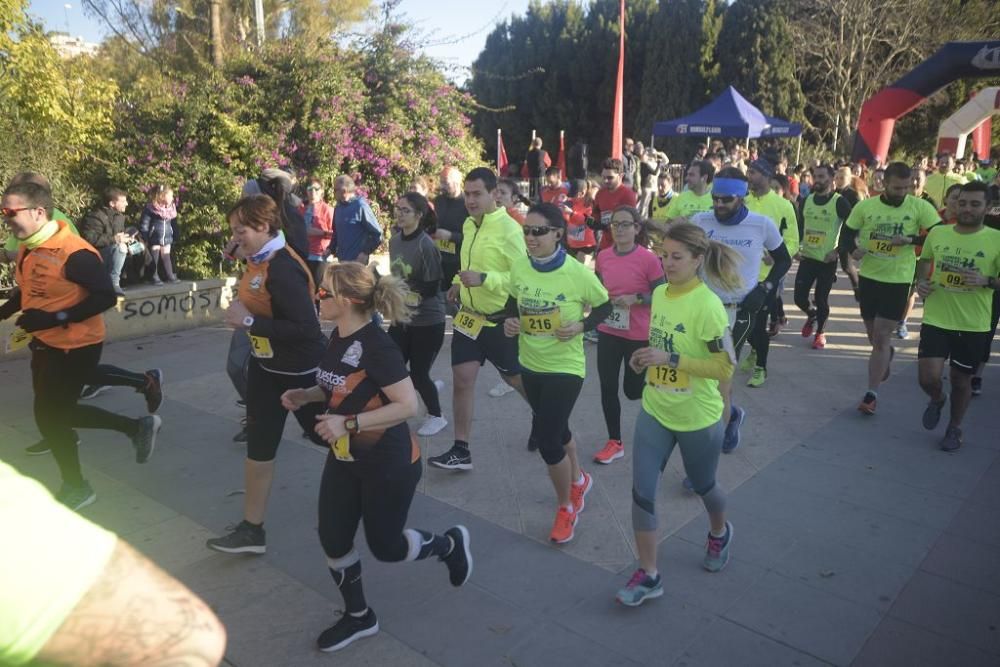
[315,322,416,466]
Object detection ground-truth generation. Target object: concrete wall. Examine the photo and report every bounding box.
[1,278,237,361]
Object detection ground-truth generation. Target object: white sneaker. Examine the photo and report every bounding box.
[488,381,515,398]
[417,415,449,436]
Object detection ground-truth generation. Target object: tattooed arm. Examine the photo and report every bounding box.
[34,539,227,667]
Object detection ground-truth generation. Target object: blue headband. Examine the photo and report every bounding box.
[712,178,748,197]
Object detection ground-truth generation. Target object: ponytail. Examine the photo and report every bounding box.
[662,222,744,294]
[323,262,414,325]
[400,191,437,234]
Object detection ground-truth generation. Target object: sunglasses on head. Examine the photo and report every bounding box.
[711,195,736,204]
[1,206,32,218]
[523,225,555,237]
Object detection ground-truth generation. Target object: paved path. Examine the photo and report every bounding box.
[1,277,998,666]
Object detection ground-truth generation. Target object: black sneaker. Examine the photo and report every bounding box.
[233,416,248,443]
[80,385,109,400]
[132,415,162,463]
[317,609,379,652]
[206,520,266,554]
[56,479,97,511]
[25,439,50,455]
[441,525,473,587]
[922,395,947,430]
[142,368,163,413]
[722,405,745,453]
[939,427,963,453]
[971,377,982,397]
[235,398,247,408]
[428,445,472,471]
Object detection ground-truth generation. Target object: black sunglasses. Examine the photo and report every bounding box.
[523,225,556,237]
[711,195,736,204]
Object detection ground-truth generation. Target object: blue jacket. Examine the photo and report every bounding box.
[139,205,176,246]
[332,197,382,262]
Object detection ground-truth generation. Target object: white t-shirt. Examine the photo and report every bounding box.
[691,209,784,304]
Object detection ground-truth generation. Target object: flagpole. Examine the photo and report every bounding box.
[497,129,502,171]
[611,0,625,160]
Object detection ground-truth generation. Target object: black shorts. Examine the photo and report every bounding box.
[918,323,992,374]
[858,276,911,322]
[450,320,521,376]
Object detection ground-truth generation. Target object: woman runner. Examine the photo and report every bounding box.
[280,262,471,652]
[593,206,665,464]
[617,222,741,606]
[503,202,612,543]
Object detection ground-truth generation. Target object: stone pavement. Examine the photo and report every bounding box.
[1,276,998,667]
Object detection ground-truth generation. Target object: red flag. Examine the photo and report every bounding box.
[557,130,566,180]
[611,0,625,160]
[497,129,509,176]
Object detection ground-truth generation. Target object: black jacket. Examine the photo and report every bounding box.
[79,205,126,249]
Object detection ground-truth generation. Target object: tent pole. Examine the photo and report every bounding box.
[796,135,802,165]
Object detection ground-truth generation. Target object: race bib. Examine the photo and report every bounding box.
[601,211,613,225]
[866,234,900,258]
[520,306,561,337]
[803,229,827,249]
[405,291,422,307]
[435,238,457,254]
[249,334,274,359]
[5,327,31,354]
[568,225,586,242]
[332,433,354,462]
[605,305,630,330]
[938,267,975,293]
[453,308,486,340]
[647,365,690,394]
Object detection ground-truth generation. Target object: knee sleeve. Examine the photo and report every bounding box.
[326,549,360,571]
[366,533,410,563]
[631,486,657,532]
[699,484,727,515]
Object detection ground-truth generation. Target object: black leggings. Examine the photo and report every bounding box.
[89,364,148,389]
[597,332,645,440]
[794,258,837,333]
[522,371,583,465]
[749,292,776,369]
[30,342,139,485]
[388,322,445,417]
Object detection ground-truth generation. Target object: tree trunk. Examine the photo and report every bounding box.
[209,0,223,68]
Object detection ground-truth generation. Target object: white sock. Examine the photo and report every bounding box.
[575,472,585,485]
[710,526,727,538]
[349,608,368,618]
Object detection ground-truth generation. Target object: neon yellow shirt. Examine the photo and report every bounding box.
[800,193,844,262]
[454,207,526,317]
[746,190,799,279]
[663,190,712,221]
[845,195,940,284]
[649,194,674,221]
[510,253,608,377]
[924,172,965,208]
[920,225,1000,332]
[0,460,116,665]
[642,279,730,432]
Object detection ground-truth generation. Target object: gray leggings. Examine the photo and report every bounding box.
[631,408,727,532]
[227,328,251,401]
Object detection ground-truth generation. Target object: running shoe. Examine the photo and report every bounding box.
[882,346,895,382]
[56,480,96,511]
[583,330,599,344]
[142,368,163,413]
[857,391,877,415]
[703,521,734,572]
[428,444,472,471]
[441,525,473,587]
[233,416,247,443]
[922,395,947,430]
[488,381,515,398]
[593,439,624,464]
[800,315,816,338]
[433,379,445,393]
[549,506,577,544]
[722,405,745,453]
[747,366,767,388]
[80,385,109,400]
[235,398,246,408]
[317,609,379,652]
[206,520,266,554]
[812,333,827,349]
[894,322,909,339]
[971,376,982,396]
[615,569,663,607]
[25,439,50,455]
[767,319,782,337]
[417,415,449,437]
[132,415,162,464]
[939,426,963,452]
[738,349,757,373]
[571,471,593,513]
[682,477,695,492]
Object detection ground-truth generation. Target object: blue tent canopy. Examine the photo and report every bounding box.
[652,86,802,139]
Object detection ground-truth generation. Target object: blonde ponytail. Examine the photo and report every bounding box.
[372,273,412,324]
[662,222,744,294]
[323,262,413,324]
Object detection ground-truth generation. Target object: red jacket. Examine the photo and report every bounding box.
[302,200,335,258]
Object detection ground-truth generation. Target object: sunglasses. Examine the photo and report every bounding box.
[1,206,32,218]
[610,221,636,230]
[315,288,335,301]
[711,195,736,204]
[307,185,323,191]
[523,226,556,237]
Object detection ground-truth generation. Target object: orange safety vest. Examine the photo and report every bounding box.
[15,219,106,349]
[239,245,315,318]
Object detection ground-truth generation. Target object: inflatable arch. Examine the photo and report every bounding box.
[936,88,998,159]
[852,41,1000,164]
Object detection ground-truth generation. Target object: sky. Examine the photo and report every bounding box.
[25,0,534,81]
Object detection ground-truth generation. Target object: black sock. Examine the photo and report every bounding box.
[413,529,453,560]
[329,561,367,615]
[454,440,469,452]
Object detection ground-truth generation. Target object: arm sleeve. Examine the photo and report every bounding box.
[582,300,613,331]
[251,261,323,343]
[62,250,117,321]
[763,243,792,285]
[836,196,853,220]
[780,201,800,257]
[796,200,805,239]
[677,351,734,382]
[844,201,864,230]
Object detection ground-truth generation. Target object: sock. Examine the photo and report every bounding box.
[454,439,469,452]
[866,390,878,398]
[710,527,727,538]
[645,569,659,579]
[575,472,585,485]
[404,529,452,561]
[329,560,366,615]
[563,503,574,512]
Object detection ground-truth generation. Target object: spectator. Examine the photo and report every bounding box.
[138,184,180,285]
[592,157,638,251]
[621,137,638,188]
[524,137,551,202]
[78,187,132,296]
[302,177,335,287]
[496,177,528,225]
[331,175,382,264]
[566,178,599,262]
[408,175,432,199]
[638,147,661,215]
[567,138,589,180]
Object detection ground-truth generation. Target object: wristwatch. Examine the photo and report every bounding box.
[479,273,488,285]
[759,281,774,292]
[243,315,255,328]
[634,293,643,304]
[55,311,69,327]
[667,352,680,369]
[344,414,360,434]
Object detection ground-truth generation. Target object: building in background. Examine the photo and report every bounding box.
[49,32,100,58]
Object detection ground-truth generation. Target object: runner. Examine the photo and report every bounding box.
[837,161,940,415]
[593,206,665,465]
[592,158,638,251]
[496,177,527,225]
[428,168,527,471]
[387,192,448,437]
[743,161,799,387]
[645,171,676,248]
[972,175,1000,395]
[565,178,599,263]
[616,222,740,606]
[503,202,611,542]
[692,167,790,452]
[278,262,471,652]
[914,181,1000,450]
[662,160,714,224]
[794,164,852,350]
[0,181,161,510]
[833,166,863,300]
[206,195,328,554]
